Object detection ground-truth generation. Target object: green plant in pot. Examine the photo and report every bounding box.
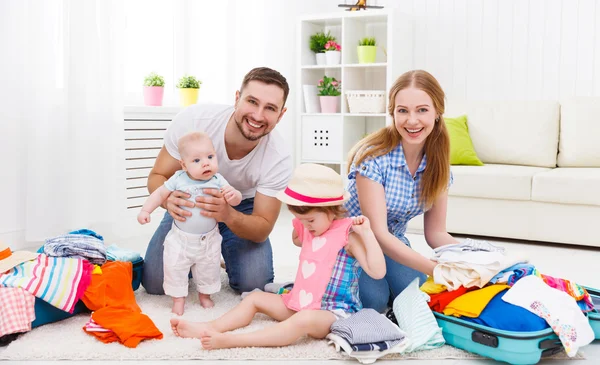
[317,75,342,113]
[357,37,377,64]
[176,75,202,107]
[143,72,165,106]
[309,31,336,66]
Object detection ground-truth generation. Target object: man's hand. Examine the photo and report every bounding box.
[351,215,372,235]
[165,190,194,222]
[196,188,233,223]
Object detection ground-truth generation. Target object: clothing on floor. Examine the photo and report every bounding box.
[0,254,93,313]
[0,287,35,336]
[282,218,361,313]
[462,289,549,332]
[392,278,445,352]
[432,248,527,290]
[327,332,410,364]
[419,276,447,295]
[81,261,162,348]
[428,286,468,312]
[434,238,505,254]
[69,229,104,241]
[489,263,534,284]
[506,268,594,312]
[84,316,111,332]
[44,234,107,265]
[163,223,222,297]
[442,284,509,318]
[351,341,397,352]
[330,308,406,345]
[105,244,141,262]
[502,275,594,357]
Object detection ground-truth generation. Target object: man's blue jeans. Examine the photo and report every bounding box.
[358,239,426,313]
[141,198,274,295]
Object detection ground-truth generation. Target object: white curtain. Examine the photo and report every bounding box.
[1,0,125,243]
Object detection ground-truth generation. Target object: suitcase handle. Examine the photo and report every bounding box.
[472,331,499,348]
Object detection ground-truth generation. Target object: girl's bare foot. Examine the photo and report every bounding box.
[172,297,185,315]
[170,318,218,338]
[200,329,230,350]
[199,293,214,308]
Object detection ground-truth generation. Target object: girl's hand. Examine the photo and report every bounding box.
[351,215,372,235]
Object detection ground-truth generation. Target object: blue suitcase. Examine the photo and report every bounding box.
[433,286,600,365]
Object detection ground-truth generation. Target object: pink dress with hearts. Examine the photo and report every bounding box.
[281,217,362,314]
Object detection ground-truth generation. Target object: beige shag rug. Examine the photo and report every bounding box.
[0,268,584,361]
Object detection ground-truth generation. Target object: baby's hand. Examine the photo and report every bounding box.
[351,215,372,234]
[221,185,237,203]
[137,211,151,225]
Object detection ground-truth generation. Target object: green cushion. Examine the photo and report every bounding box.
[445,115,484,166]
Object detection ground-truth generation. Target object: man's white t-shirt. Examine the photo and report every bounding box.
[163,103,292,200]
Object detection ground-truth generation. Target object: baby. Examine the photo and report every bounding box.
[138,131,241,314]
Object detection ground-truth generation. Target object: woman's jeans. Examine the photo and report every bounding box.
[359,238,426,313]
[141,198,274,295]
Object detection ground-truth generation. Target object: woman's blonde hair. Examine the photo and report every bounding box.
[347,70,451,210]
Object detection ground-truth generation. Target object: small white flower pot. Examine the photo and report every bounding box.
[315,53,327,66]
[325,51,341,65]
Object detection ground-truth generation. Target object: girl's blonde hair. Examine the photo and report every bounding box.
[347,70,451,210]
[287,204,347,219]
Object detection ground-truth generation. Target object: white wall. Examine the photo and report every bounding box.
[376,0,600,102]
[3,0,600,247]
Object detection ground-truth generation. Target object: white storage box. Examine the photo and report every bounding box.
[301,116,343,162]
[346,90,386,114]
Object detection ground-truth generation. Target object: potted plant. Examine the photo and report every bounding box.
[176,75,202,106]
[358,37,377,64]
[324,40,342,65]
[309,31,336,66]
[317,76,342,113]
[143,72,165,106]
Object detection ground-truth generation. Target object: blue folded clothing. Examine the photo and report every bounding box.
[105,244,141,262]
[462,290,549,332]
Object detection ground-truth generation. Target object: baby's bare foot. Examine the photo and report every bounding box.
[200,329,230,350]
[171,297,185,316]
[199,293,214,308]
[171,318,218,338]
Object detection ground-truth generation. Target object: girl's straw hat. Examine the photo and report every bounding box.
[277,163,350,207]
[0,241,38,274]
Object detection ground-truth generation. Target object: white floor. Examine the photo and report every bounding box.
[3,208,600,364]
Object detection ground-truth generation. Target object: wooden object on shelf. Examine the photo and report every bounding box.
[338,0,384,12]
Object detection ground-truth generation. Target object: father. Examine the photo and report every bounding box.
[142,67,292,294]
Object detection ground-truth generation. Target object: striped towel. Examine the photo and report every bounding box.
[392,278,445,352]
[0,254,93,313]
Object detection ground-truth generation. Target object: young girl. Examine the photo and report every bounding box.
[170,163,386,349]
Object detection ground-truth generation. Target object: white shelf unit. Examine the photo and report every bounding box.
[295,10,413,178]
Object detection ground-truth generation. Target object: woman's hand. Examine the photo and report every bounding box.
[164,190,194,222]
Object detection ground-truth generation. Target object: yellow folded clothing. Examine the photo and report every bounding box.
[420,276,447,294]
[443,284,509,318]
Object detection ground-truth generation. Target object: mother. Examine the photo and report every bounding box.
[345,69,458,312]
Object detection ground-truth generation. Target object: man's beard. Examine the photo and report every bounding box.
[235,116,268,141]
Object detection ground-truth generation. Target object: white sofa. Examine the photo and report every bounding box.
[408,97,600,248]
